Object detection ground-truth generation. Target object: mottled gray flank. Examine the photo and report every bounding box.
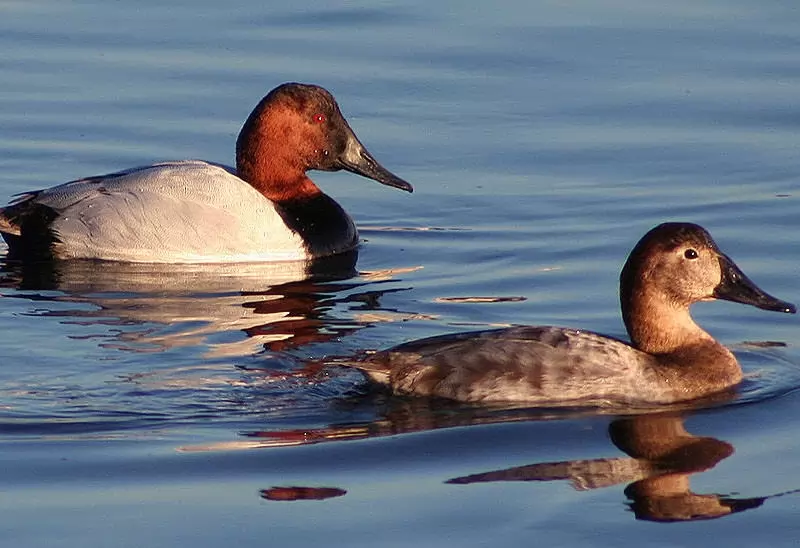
[358,326,673,405]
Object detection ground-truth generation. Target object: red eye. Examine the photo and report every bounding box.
[313,114,326,124]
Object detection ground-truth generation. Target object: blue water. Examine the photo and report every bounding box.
[2,0,800,546]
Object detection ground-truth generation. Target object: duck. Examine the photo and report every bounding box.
[0,83,412,263]
[345,223,795,406]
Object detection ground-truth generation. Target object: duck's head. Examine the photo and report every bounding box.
[620,222,795,339]
[236,83,412,200]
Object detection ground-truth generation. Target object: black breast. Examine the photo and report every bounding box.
[275,193,358,258]
[3,201,60,261]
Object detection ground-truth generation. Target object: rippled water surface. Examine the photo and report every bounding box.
[2,1,800,546]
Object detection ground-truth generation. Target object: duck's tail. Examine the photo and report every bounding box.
[0,208,21,237]
[324,353,391,384]
[0,195,59,258]
[0,192,40,238]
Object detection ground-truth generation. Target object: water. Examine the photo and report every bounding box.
[2,0,800,545]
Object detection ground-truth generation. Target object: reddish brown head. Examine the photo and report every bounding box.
[235,83,412,202]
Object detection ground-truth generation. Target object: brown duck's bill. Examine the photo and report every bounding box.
[335,133,414,193]
[713,255,796,314]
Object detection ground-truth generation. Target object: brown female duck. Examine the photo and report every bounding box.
[348,223,795,406]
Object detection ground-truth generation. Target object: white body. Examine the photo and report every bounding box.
[19,161,311,263]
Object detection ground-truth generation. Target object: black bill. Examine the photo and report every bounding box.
[335,131,413,193]
[713,254,796,314]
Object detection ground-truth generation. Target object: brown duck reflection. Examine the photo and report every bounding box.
[236,404,797,519]
[260,486,347,502]
[447,414,766,522]
[0,252,420,357]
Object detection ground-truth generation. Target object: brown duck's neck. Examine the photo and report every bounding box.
[622,291,713,355]
[622,290,742,394]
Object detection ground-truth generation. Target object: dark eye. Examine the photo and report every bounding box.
[313,114,326,124]
[684,249,698,259]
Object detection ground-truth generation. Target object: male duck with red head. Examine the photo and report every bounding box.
[0,83,412,263]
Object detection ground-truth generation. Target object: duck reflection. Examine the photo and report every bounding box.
[242,403,796,520]
[447,413,767,522]
[0,252,417,357]
[260,486,347,502]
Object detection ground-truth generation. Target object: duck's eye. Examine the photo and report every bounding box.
[684,248,698,260]
[313,114,326,124]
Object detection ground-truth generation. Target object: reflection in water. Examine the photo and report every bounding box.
[223,389,738,451]
[0,252,421,358]
[0,251,435,429]
[260,486,347,502]
[0,253,355,358]
[241,404,797,521]
[446,414,783,523]
[1,251,358,292]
